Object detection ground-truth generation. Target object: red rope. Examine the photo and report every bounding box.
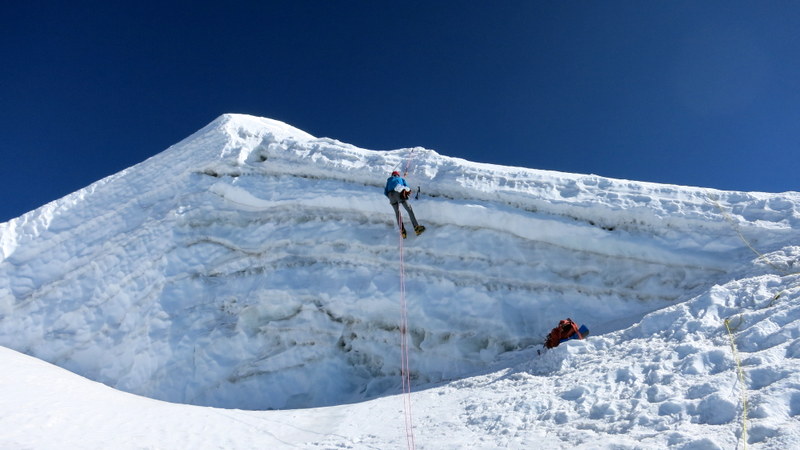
[402,148,417,178]
[397,211,416,449]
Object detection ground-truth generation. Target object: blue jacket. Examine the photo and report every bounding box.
[384,175,408,197]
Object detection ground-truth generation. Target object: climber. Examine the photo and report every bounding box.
[544,318,589,349]
[384,170,425,239]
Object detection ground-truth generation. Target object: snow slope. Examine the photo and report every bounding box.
[1,114,799,448]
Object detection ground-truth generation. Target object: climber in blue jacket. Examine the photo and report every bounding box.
[384,171,425,238]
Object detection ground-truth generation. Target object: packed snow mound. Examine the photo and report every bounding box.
[465,254,800,449]
[1,114,799,415]
[2,254,799,448]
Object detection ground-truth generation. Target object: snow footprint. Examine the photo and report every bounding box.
[747,366,792,390]
[625,194,653,205]
[589,402,618,420]
[560,386,588,403]
[679,349,730,375]
[686,383,717,400]
[658,401,683,417]
[747,425,780,446]
[557,181,580,198]
[646,385,671,403]
[691,393,737,425]
[786,339,800,358]
[615,367,637,383]
[737,319,791,352]
[767,197,794,212]
[789,392,800,417]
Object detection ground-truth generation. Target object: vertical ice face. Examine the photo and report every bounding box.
[0,114,797,409]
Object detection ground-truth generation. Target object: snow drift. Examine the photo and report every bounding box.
[1,114,799,448]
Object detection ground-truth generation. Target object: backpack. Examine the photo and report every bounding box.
[544,318,582,349]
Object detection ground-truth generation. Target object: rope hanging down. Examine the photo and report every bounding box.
[397,148,417,449]
[398,211,415,449]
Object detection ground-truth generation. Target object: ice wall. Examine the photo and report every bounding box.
[1,114,798,409]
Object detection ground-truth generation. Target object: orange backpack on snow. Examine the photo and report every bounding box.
[545,318,583,349]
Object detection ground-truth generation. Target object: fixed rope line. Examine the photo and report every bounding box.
[391,147,419,450]
[389,148,418,177]
[706,191,800,314]
[402,148,418,449]
[706,192,800,277]
[706,191,800,449]
[397,210,416,450]
[402,148,417,177]
[724,318,749,450]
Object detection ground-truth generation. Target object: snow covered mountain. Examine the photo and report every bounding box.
[1,114,799,448]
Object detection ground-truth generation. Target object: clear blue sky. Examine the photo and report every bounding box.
[2,2,799,222]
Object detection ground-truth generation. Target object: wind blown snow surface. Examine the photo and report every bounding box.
[1,114,799,448]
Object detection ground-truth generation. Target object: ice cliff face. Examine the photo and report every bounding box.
[1,114,798,410]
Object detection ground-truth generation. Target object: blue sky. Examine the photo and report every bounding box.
[2,1,799,222]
